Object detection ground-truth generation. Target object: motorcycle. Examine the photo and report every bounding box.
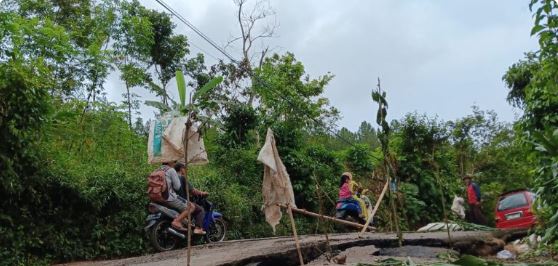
[335,191,372,225]
[145,196,226,251]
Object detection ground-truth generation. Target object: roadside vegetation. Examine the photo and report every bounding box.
[0,0,556,264]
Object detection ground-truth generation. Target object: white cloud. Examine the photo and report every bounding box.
[105,0,537,130]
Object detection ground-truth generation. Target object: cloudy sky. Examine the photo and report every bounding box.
[106,0,538,131]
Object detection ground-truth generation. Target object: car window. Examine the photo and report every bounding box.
[498,193,528,211]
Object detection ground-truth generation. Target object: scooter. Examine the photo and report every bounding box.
[335,190,372,224]
[144,196,226,251]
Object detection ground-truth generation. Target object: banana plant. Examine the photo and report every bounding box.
[145,70,223,116]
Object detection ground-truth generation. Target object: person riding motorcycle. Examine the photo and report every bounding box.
[158,161,205,235]
[337,172,369,221]
[174,162,207,235]
[348,175,369,221]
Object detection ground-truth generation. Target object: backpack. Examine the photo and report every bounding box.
[147,166,170,202]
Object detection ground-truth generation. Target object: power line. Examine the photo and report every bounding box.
[189,42,221,62]
[153,0,238,63]
[153,0,376,156]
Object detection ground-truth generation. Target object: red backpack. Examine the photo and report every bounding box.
[147,166,169,202]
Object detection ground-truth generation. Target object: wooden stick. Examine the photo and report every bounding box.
[287,204,305,265]
[278,204,376,231]
[183,120,192,266]
[359,179,389,237]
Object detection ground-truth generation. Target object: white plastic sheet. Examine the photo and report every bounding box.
[147,113,208,165]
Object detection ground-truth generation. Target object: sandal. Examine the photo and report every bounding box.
[193,228,206,235]
[171,222,188,232]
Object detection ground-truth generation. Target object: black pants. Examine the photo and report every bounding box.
[467,204,487,225]
[192,203,205,228]
[176,196,205,228]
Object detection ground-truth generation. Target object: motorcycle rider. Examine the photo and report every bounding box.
[337,172,357,207]
[174,162,207,235]
[348,174,368,220]
[159,161,205,234]
[337,172,368,220]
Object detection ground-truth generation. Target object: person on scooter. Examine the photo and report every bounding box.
[174,162,207,235]
[337,172,368,220]
[160,161,205,235]
[348,174,368,221]
[337,172,357,206]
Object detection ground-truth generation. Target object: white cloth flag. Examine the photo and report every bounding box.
[257,128,296,233]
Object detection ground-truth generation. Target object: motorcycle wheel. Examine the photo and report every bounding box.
[338,210,365,224]
[204,217,227,243]
[149,220,178,252]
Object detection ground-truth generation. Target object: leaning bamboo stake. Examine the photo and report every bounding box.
[359,179,389,237]
[278,204,375,231]
[287,203,305,266]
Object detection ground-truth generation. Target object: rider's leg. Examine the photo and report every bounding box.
[167,199,194,230]
[192,203,206,234]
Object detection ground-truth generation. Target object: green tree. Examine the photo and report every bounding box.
[113,0,154,127]
[345,144,375,178]
[394,113,455,226]
[502,53,539,108]
[357,121,380,149]
[253,53,339,131]
[145,9,189,106]
[448,107,504,176]
[502,0,558,244]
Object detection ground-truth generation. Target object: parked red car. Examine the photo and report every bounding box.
[495,189,536,229]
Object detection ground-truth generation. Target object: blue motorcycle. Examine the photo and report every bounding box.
[335,194,372,225]
[145,196,226,251]
[336,199,365,224]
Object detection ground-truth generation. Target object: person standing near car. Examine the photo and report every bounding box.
[463,175,487,225]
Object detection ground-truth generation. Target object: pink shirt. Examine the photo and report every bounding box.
[338,183,352,199]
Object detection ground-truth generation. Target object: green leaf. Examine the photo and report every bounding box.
[144,100,169,112]
[193,76,223,101]
[531,24,545,36]
[372,91,381,102]
[452,255,487,266]
[542,224,557,242]
[535,14,546,26]
[176,70,186,108]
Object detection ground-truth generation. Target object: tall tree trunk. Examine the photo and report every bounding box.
[126,81,132,128]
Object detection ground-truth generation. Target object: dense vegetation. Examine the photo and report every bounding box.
[0,0,556,264]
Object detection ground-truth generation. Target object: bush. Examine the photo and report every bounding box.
[0,170,149,265]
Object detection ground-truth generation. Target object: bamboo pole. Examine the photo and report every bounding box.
[359,179,389,237]
[287,204,305,266]
[432,150,452,247]
[183,119,192,266]
[314,181,332,257]
[278,204,376,231]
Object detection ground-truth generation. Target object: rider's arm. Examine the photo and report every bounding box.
[192,189,208,196]
[167,168,182,191]
[189,181,208,196]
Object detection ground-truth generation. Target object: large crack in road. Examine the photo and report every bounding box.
[60,231,499,266]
